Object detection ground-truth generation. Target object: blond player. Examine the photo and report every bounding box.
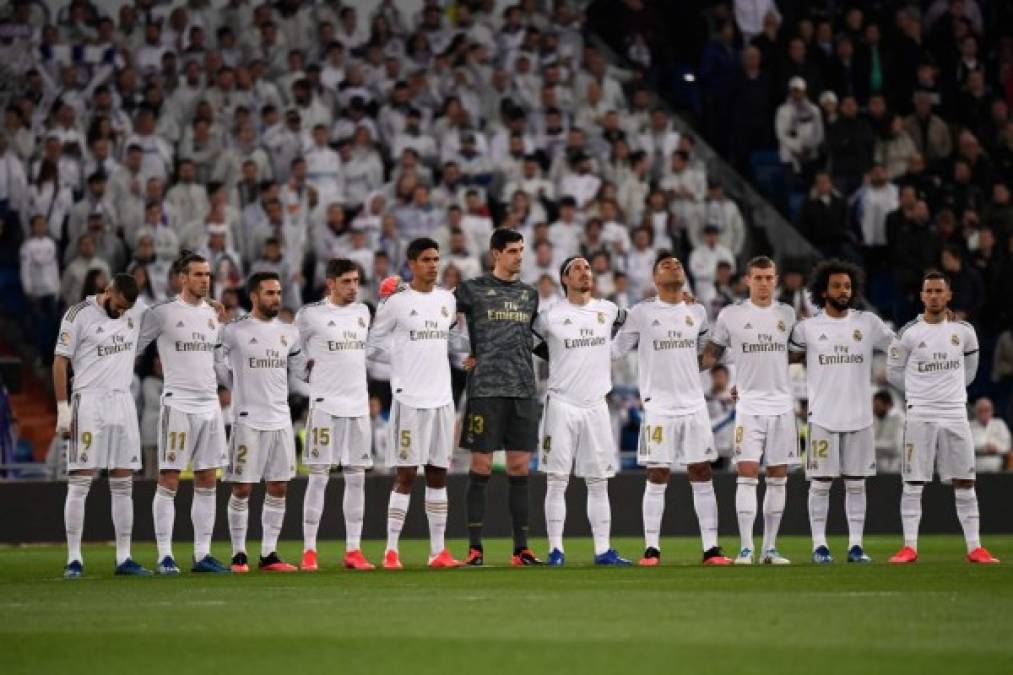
[702,256,798,565]
[787,260,894,564]
[295,258,375,571]
[137,253,229,574]
[612,254,733,566]
[367,237,463,569]
[885,271,999,565]
[535,256,630,566]
[56,274,148,578]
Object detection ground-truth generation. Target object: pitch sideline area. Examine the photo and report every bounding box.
[1,536,1011,675]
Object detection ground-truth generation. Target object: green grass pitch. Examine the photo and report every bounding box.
[1,535,1011,675]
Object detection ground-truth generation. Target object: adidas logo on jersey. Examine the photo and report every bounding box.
[819,334,828,340]
[177,321,185,328]
[744,323,753,329]
[919,342,927,348]
[96,327,104,333]
[564,318,573,325]
[410,310,418,316]
[250,337,258,344]
[652,319,661,326]
[327,320,336,326]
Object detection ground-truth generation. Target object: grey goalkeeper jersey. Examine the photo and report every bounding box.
[455,274,539,399]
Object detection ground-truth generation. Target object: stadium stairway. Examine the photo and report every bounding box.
[0,331,54,461]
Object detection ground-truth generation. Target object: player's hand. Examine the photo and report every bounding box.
[683,290,696,304]
[730,385,738,402]
[207,298,227,322]
[56,401,71,439]
[379,275,407,299]
[462,356,476,371]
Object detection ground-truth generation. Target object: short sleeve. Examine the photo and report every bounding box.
[963,324,979,354]
[869,313,895,351]
[54,312,80,358]
[710,308,731,348]
[788,320,807,352]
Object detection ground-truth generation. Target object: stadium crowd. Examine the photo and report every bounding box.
[0,0,1009,476]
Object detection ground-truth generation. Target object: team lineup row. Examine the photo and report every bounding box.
[54,228,999,578]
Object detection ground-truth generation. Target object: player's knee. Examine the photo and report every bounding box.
[158,470,181,491]
[193,469,216,489]
[547,472,569,492]
[424,466,447,488]
[232,483,253,499]
[953,479,975,490]
[765,464,788,479]
[686,462,711,482]
[736,462,760,479]
[266,481,287,498]
[505,454,530,476]
[646,467,670,484]
[470,453,492,475]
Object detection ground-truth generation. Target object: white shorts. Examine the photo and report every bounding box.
[224,421,296,483]
[902,417,976,483]
[158,405,227,472]
[806,423,876,478]
[733,410,801,467]
[637,408,718,468]
[538,397,616,479]
[304,408,373,468]
[387,401,454,469]
[67,391,141,472]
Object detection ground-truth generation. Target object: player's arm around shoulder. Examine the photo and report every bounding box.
[700,304,731,370]
[788,316,807,363]
[960,321,980,385]
[611,301,640,359]
[886,324,914,391]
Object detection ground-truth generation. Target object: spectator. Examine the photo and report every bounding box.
[971,397,1011,472]
[19,214,61,357]
[854,163,899,256]
[705,364,735,469]
[904,90,953,167]
[798,172,856,261]
[875,114,918,180]
[873,391,905,472]
[826,96,875,196]
[698,180,746,255]
[28,158,73,242]
[688,224,735,305]
[940,245,985,321]
[60,233,111,306]
[775,76,823,188]
[729,46,773,172]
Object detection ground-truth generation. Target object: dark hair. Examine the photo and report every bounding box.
[406,237,439,261]
[652,249,678,273]
[745,255,776,274]
[173,250,207,276]
[922,269,951,287]
[326,257,359,279]
[81,268,108,300]
[490,228,523,251]
[873,390,893,405]
[808,258,863,307]
[558,255,586,293]
[109,272,140,303]
[248,271,280,295]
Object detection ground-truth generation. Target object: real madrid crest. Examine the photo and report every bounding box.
[208,319,215,330]
[853,329,863,342]
[358,317,367,328]
[597,312,605,323]
[167,452,176,462]
[280,334,288,346]
[127,317,134,329]
[777,320,786,332]
[441,306,449,317]
[951,334,960,346]
[685,315,694,326]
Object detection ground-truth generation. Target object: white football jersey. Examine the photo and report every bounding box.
[534,298,617,408]
[295,299,371,418]
[789,309,895,432]
[367,287,456,409]
[138,297,221,413]
[887,319,979,420]
[613,298,708,415]
[55,296,146,393]
[710,300,795,416]
[218,315,301,430]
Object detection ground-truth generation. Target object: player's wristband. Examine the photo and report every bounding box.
[56,400,71,432]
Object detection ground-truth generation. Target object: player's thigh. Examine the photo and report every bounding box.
[637,411,678,467]
[424,404,455,469]
[901,419,938,483]
[678,408,719,466]
[459,397,505,453]
[764,410,802,466]
[538,396,576,475]
[388,400,431,468]
[333,415,374,468]
[190,408,227,471]
[107,393,142,472]
[839,425,877,477]
[304,407,337,466]
[937,418,976,483]
[262,426,296,483]
[806,423,841,478]
[733,413,767,465]
[574,401,617,479]
[225,422,268,483]
[67,393,110,471]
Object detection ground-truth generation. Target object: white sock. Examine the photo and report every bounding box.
[386,491,411,553]
[261,494,286,557]
[303,468,329,552]
[109,476,133,565]
[65,475,91,564]
[844,479,866,548]
[586,477,611,556]
[691,480,719,551]
[642,480,667,551]
[153,484,176,560]
[901,483,923,550]
[735,477,758,551]
[227,494,249,555]
[425,486,449,557]
[545,473,568,552]
[808,480,831,550]
[192,486,216,560]
[343,470,366,551]
[761,476,787,553]
[954,487,981,553]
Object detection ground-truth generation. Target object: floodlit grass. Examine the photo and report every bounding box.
[1,536,1011,675]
